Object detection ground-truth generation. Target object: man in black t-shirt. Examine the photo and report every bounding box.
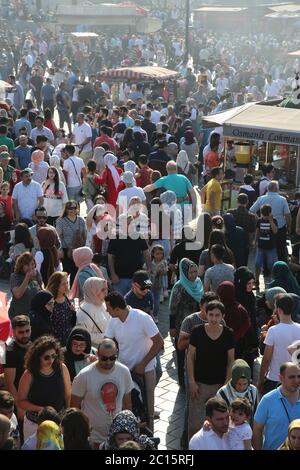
[108,235,151,296]
[3,315,31,421]
[187,300,234,440]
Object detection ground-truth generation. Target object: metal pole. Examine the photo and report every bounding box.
[184,0,190,63]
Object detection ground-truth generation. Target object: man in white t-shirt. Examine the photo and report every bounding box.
[189,397,230,450]
[12,168,43,222]
[258,293,300,395]
[117,171,146,215]
[71,113,92,164]
[71,338,132,448]
[105,292,164,432]
[62,144,86,202]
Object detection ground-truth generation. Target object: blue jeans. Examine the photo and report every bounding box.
[152,287,161,319]
[113,278,132,296]
[255,247,277,270]
[67,186,82,203]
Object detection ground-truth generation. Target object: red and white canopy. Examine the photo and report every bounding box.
[97,66,179,82]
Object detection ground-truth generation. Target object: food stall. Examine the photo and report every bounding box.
[202,103,300,207]
[97,66,180,103]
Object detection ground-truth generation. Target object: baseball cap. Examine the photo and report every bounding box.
[0,151,10,160]
[132,270,152,289]
[20,167,34,175]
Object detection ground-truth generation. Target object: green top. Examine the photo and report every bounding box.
[0,136,15,153]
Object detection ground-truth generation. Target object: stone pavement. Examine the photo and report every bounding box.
[154,299,184,450]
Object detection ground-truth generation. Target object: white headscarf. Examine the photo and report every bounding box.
[93,147,106,174]
[104,153,120,189]
[124,160,137,175]
[176,150,189,175]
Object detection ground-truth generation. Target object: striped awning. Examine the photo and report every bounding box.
[97,66,180,82]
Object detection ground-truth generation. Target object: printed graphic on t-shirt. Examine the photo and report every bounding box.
[100,382,118,415]
[259,221,272,241]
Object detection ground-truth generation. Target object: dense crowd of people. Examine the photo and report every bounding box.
[1,11,300,452]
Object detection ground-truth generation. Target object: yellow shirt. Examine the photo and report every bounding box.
[204,178,222,212]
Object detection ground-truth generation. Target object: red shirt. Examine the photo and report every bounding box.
[93,135,118,153]
[139,166,153,188]
[0,195,13,221]
[94,166,123,207]
[44,118,58,135]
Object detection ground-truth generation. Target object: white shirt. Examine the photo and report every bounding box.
[42,180,69,217]
[72,361,133,443]
[117,187,146,214]
[12,180,43,219]
[150,110,161,124]
[227,422,252,450]
[73,122,92,152]
[105,308,159,372]
[63,156,85,188]
[265,322,300,381]
[189,428,231,450]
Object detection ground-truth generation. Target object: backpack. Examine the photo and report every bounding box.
[254,176,268,198]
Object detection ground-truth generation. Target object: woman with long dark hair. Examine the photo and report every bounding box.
[41,167,68,226]
[9,223,34,261]
[36,226,61,285]
[61,408,91,450]
[18,335,71,441]
[199,229,235,278]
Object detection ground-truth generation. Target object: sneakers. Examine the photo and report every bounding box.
[160,295,164,303]
[154,317,159,324]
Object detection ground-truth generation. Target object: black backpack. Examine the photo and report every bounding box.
[254,176,268,198]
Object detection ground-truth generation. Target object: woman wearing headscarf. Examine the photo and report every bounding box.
[234,267,257,334]
[70,247,104,300]
[180,129,199,166]
[170,258,204,386]
[63,326,97,382]
[100,410,156,450]
[36,420,63,450]
[223,213,248,268]
[29,290,55,341]
[76,277,110,349]
[217,281,251,359]
[94,153,122,207]
[92,146,106,175]
[268,261,300,296]
[216,359,258,425]
[176,149,193,182]
[160,190,182,252]
[36,227,61,286]
[29,150,49,184]
[117,159,141,189]
[49,155,66,186]
[278,420,300,450]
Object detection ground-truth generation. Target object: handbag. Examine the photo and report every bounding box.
[80,307,103,334]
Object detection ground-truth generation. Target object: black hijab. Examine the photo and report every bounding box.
[30,290,54,341]
[63,326,92,381]
[234,267,257,331]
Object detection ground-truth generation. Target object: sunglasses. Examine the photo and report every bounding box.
[138,285,150,291]
[68,206,77,210]
[43,353,57,361]
[99,355,117,362]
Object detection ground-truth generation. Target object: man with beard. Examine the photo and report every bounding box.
[71,338,133,448]
[3,315,32,429]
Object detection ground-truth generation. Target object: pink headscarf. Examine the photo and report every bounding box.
[31,150,44,170]
[83,277,107,306]
[70,247,104,299]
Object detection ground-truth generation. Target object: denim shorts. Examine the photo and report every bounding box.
[255,247,277,269]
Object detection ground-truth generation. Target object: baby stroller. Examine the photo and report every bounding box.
[131,372,160,449]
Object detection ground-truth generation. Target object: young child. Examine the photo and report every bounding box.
[227,398,252,450]
[83,160,100,211]
[0,181,13,222]
[150,244,168,323]
[255,204,278,289]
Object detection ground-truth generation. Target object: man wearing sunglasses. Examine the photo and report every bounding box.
[124,270,154,318]
[71,338,133,449]
[29,206,61,251]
